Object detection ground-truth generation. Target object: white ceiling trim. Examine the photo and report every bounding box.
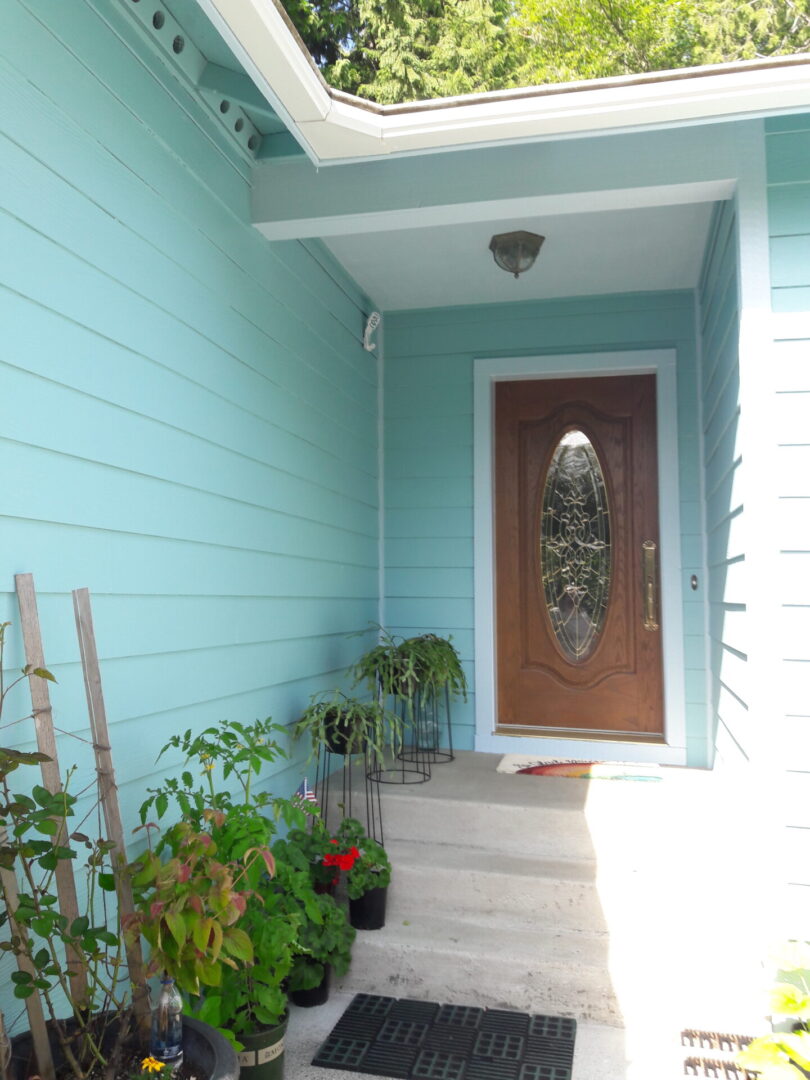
[197,0,810,163]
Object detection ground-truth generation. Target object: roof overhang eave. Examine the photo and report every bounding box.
[197,0,810,163]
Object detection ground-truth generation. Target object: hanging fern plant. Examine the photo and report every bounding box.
[353,626,467,706]
[292,689,403,762]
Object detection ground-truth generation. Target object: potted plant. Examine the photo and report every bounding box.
[353,627,467,709]
[353,627,467,769]
[334,817,391,931]
[353,626,419,706]
[271,828,356,1006]
[274,819,339,893]
[0,624,235,1080]
[137,718,314,1080]
[291,690,402,762]
[399,633,468,706]
[736,943,810,1078]
[287,892,355,1008]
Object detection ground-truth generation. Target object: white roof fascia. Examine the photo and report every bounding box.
[196,0,330,135]
[196,0,810,164]
[379,63,810,151]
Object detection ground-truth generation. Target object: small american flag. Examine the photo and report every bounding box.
[294,776,318,804]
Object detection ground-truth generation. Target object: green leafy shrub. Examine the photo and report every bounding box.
[288,892,355,992]
[136,718,314,1043]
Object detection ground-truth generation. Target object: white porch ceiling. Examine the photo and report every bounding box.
[324,201,716,311]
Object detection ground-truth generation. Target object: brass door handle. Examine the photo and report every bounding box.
[642,540,659,631]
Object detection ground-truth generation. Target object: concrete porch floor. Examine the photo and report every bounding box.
[288,750,774,1079]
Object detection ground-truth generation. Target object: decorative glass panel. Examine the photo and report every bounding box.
[540,429,611,662]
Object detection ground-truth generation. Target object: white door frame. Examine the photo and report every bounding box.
[473,349,687,765]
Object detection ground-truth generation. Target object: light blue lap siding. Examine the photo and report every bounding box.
[767,114,810,311]
[384,291,708,764]
[0,0,377,917]
[766,115,810,923]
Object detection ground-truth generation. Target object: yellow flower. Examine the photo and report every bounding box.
[203,763,215,771]
[141,1057,165,1074]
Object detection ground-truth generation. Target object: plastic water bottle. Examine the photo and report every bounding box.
[150,976,183,1067]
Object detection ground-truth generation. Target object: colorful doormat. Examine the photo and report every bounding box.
[497,754,662,781]
[312,993,577,1079]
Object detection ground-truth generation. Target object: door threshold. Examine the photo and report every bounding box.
[477,728,686,765]
[495,725,666,745]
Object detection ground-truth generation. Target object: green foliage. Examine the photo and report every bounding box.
[737,943,810,1079]
[197,876,300,1038]
[688,1,810,65]
[292,690,403,763]
[287,891,356,992]
[308,0,525,104]
[126,822,257,1000]
[281,0,810,102]
[274,818,340,890]
[0,623,140,1078]
[137,719,315,1040]
[510,0,698,83]
[335,817,391,899]
[353,628,467,708]
[150,717,294,814]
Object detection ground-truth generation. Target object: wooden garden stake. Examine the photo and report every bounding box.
[72,588,151,1042]
[14,573,89,1011]
[0,827,55,1080]
[0,1008,11,1080]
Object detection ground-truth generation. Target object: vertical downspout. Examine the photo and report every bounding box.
[376,320,385,633]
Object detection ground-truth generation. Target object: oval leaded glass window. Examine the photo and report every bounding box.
[540,429,611,662]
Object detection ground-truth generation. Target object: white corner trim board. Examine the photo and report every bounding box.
[193,0,810,164]
[473,350,688,766]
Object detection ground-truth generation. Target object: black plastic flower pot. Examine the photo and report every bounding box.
[289,965,331,1008]
[8,1014,238,1080]
[349,885,387,930]
[233,1014,287,1080]
[323,709,355,755]
[184,1015,240,1080]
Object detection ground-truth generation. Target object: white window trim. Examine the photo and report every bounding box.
[473,350,687,765]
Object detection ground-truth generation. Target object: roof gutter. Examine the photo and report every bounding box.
[196,0,810,163]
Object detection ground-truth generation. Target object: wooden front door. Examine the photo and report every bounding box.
[494,374,664,739]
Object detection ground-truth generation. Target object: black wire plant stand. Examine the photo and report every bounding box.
[314,742,385,845]
[366,691,432,786]
[398,683,455,766]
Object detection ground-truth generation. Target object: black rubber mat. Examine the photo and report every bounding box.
[312,994,577,1080]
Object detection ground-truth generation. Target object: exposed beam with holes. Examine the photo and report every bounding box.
[256,131,306,161]
[117,0,263,160]
[198,62,279,119]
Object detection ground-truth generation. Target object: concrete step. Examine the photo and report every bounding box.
[384,839,607,932]
[336,912,621,1026]
[330,752,769,1035]
[379,789,599,860]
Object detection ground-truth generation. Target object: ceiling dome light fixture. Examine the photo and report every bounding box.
[489,230,545,278]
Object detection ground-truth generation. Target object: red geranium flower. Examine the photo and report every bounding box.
[322,845,361,872]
